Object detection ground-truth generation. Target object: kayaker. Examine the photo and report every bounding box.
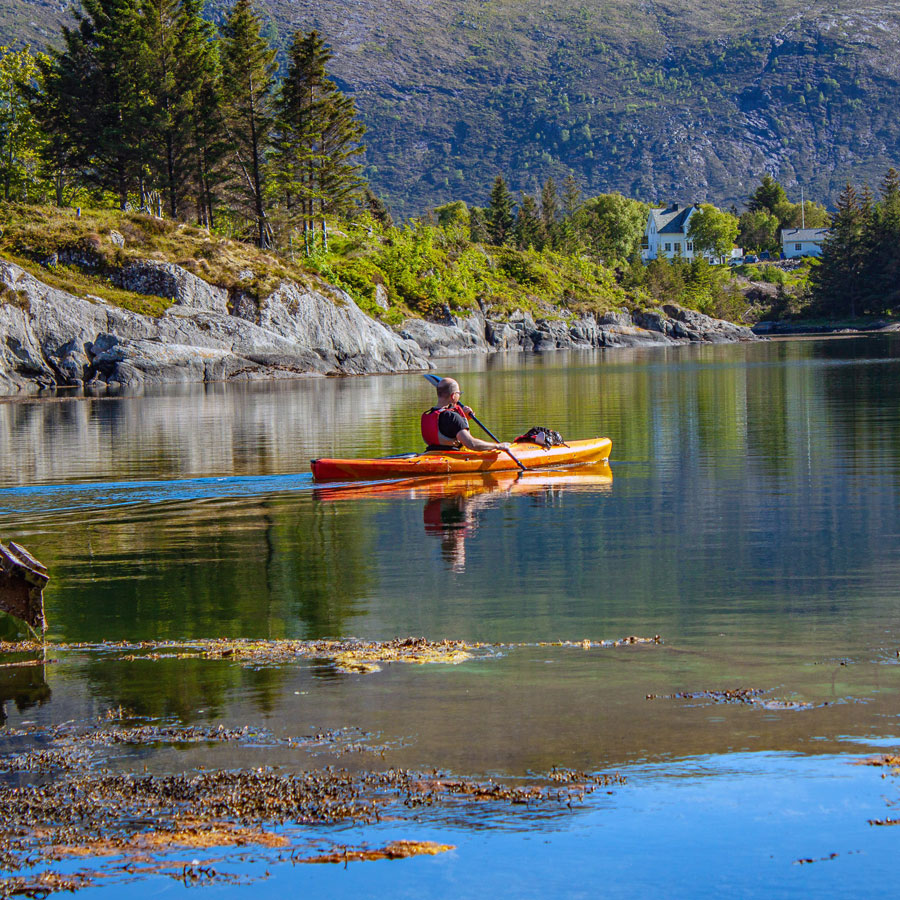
[421,378,512,452]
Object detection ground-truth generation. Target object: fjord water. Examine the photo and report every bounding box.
[2,335,900,896]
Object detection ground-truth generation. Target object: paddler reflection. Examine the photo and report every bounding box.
[422,489,492,573]
[315,463,613,572]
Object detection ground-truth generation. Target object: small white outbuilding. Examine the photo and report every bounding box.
[781,228,830,259]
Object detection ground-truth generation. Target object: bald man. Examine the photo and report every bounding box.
[421,377,512,452]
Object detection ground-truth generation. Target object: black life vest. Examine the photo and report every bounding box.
[421,403,468,447]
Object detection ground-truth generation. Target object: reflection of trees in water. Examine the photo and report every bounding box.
[32,494,375,716]
[40,495,373,643]
[80,657,286,721]
[0,658,51,725]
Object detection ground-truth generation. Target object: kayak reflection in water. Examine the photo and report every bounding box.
[315,465,613,573]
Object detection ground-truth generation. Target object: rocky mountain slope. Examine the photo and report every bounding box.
[6,0,899,216]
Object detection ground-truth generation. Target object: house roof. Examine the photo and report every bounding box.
[650,204,698,234]
[781,228,830,242]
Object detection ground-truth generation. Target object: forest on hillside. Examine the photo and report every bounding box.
[4,0,900,216]
[1,0,899,325]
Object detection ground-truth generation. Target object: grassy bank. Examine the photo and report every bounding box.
[0,202,809,326]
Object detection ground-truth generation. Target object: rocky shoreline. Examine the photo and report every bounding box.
[0,257,758,395]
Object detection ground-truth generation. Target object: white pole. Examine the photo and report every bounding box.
[801,187,805,230]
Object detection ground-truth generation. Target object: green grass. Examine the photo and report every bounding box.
[0,203,323,316]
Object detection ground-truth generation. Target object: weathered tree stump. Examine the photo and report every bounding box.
[0,541,48,633]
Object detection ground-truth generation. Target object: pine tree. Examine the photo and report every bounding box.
[514,193,545,250]
[273,30,365,249]
[175,0,227,227]
[487,174,514,245]
[813,183,865,318]
[220,0,276,247]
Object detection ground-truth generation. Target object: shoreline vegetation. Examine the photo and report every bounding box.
[1,4,899,389]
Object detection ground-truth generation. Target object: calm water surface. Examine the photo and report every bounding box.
[2,336,900,896]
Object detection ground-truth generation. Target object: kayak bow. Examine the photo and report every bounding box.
[310,437,612,482]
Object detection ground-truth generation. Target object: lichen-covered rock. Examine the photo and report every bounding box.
[0,259,427,394]
[115,260,230,313]
[0,255,759,396]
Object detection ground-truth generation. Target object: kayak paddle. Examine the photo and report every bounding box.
[422,372,525,471]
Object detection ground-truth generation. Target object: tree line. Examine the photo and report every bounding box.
[4,0,366,248]
[811,170,900,318]
[6,12,900,321]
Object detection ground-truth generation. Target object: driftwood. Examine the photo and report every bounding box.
[0,541,48,633]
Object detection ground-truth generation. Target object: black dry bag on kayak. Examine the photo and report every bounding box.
[514,426,568,448]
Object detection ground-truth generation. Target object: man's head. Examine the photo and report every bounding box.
[436,378,461,402]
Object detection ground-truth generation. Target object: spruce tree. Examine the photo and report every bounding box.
[813,183,865,318]
[39,0,149,207]
[748,175,788,216]
[139,0,183,216]
[540,177,558,248]
[558,173,581,253]
[364,187,393,228]
[176,0,227,227]
[220,0,276,247]
[514,193,545,250]
[487,175,514,245]
[868,168,900,314]
[273,30,365,247]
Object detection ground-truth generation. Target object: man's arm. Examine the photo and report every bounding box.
[456,429,511,452]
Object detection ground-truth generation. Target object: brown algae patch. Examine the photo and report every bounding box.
[48,821,290,859]
[0,633,662,675]
[0,871,93,897]
[645,689,816,710]
[0,718,626,892]
[533,635,661,649]
[299,840,455,864]
[857,754,900,769]
[0,636,487,673]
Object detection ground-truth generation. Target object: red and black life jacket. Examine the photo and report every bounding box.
[421,403,468,447]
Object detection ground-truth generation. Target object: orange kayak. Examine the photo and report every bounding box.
[310,437,612,482]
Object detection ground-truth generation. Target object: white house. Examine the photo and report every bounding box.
[781,228,830,259]
[640,201,740,263]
